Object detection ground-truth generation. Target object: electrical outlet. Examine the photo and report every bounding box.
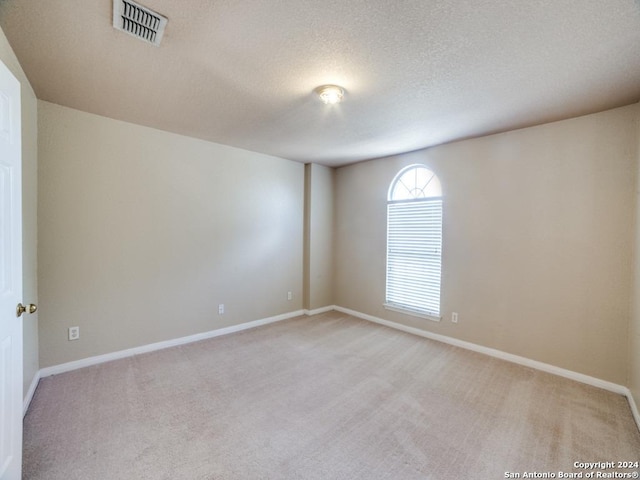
[287,291,292,301]
[218,304,224,315]
[451,312,458,323]
[68,326,80,341]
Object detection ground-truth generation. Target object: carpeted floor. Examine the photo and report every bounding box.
[24,311,640,479]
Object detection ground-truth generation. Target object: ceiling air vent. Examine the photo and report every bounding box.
[113,0,167,46]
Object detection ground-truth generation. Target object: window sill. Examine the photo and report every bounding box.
[383,304,441,322]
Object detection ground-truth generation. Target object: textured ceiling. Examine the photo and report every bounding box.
[1,1,639,167]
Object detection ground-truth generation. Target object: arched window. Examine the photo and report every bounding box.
[385,165,443,320]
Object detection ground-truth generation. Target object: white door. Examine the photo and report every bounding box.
[0,58,23,480]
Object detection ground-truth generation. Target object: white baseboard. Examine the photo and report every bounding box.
[626,389,640,433]
[303,305,335,316]
[26,304,640,434]
[333,306,640,432]
[334,306,627,394]
[38,310,305,379]
[23,370,41,416]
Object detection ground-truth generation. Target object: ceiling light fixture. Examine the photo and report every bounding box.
[315,85,345,105]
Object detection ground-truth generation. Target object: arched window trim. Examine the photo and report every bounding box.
[385,164,443,321]
[388,163,442,202]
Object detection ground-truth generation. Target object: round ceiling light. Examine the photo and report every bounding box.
[315,85,345,105]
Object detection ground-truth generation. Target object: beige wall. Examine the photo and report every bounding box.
[38,101,304,367]
[631,105,640,405]
[0,27,39,399]
[6,10,640,399]
[303,164,335,311]
[335,104,638,385]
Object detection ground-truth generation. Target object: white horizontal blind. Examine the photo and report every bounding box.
[386,198,442,317]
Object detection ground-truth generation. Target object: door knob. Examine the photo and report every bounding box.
[16,303,37,317]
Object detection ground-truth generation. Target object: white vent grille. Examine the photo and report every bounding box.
[113,0,167,46]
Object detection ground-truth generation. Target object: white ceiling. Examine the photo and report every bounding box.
[1,0,639,167]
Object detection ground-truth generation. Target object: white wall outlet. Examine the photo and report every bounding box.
[68,326,80,341]
[218,304,224,315]
[451,312,459,323]
[287,291,292,301]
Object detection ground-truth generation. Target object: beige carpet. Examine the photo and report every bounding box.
[24,311,640,479]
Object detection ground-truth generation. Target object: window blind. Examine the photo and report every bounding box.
[386,198,442,317]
